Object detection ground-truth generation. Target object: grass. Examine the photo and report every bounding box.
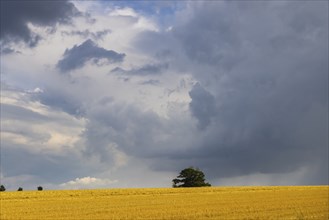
[0,186,328,219]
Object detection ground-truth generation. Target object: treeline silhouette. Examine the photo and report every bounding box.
[0,185,43,191]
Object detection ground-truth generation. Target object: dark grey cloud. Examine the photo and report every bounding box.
[1,146,79,182]
[139,79,161,86]
[80,96,198,169]
[110,63,168,76]
[0,141,103,191]
[57,39,125,72]
[170,1,328,183]
[0,0,79,47]
[173,10,240,69]
[82,102,164,162]
[32,89,85,117]
[133,31,175,58]
[189,83,216,130]
[127,1,328,185]
[61,29,112,40]
[0,47,21,55]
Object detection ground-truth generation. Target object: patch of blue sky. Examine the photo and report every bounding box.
[113,1,176,15]
[97,1,185,29]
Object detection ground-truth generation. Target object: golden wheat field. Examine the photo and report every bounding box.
[0,186,328,220]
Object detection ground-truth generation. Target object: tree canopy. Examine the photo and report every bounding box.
[172,167,211,187]
[0,185,5,192]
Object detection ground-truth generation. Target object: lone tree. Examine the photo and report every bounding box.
[37,186,43,191]
[17,187,23,191]
[172,167,211,187]
[0,185,5,192]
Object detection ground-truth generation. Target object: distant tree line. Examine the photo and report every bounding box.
[0,185,43,192]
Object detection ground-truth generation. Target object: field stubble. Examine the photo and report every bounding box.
[0,186,328,219]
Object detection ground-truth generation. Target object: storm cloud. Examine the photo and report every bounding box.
[57,39,125,72]
[167,1,328,182]
[0,0,79,47]
[113,1,328,183]
[1,1,328,190]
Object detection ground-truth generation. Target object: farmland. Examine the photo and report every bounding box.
[0,186,328,219]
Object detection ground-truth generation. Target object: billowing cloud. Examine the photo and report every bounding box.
[0,85,89,189]
[166,1,328,183]
[1,1,328,190]
[0,0,79,48]
[60,177,118,189]
[128,1,328,184]
[57,39,125,72]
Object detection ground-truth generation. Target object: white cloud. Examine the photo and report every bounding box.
[108,7,138,17]
[108,7,158,31]
[60,176,118,189]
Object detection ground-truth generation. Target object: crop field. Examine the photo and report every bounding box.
[0,186,328,219]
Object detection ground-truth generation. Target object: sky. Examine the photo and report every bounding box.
[0,0,328,190]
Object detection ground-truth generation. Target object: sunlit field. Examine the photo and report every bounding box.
[1,186,328,219]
